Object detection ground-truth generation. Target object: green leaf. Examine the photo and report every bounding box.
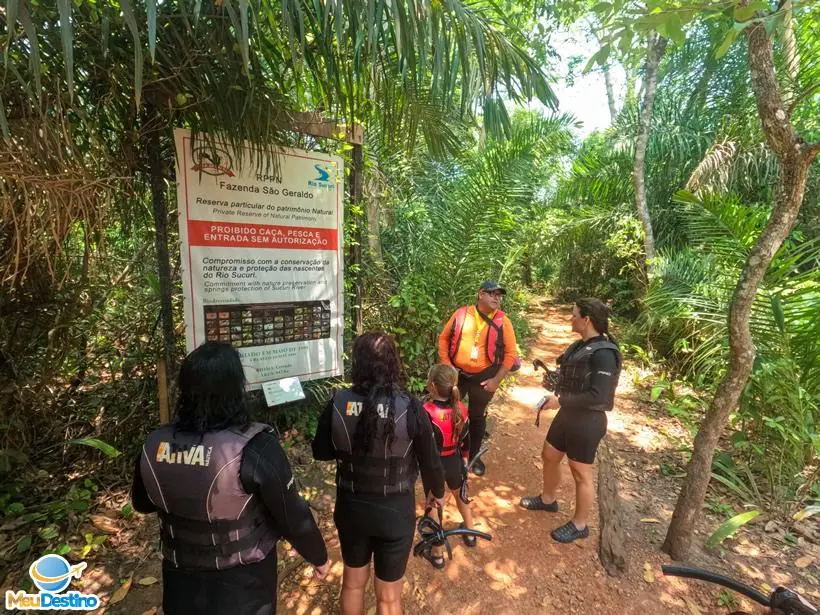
[706,509,760,548]
[147,0,157,64]
[120,0,143,109]
[733,4,756,22]
[651,384,665,401]
[715,28,739,59]
[583,44,611,74]
[771,295,785,333]
[5,0,19,50]
[38,526,59,540]
[17,535,32,553]
[193,0,202,24]
[92,535,108,546]
[57,544,71,556]
[68,438,122,458]
[666,13,685,46]
[239,0,250,72]
[794,505,820,522]
[592,2,612,15]
[121,504,134,520]
[57,0,73,100]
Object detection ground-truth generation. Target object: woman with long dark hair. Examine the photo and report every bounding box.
[312,332,445,615]
[132,342,329,615]
[520,298,622,544]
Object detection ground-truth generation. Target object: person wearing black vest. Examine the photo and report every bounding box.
[520,298,622,544]
[312,332,445,615]
[131,342,329,615]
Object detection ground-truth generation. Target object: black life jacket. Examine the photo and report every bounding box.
[556,338,622,412]
[139,422,277,570]
[330,389,415,496]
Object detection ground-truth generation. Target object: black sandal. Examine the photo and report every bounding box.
[519,495,559,512]
[550,520,589,543]
[423,548,446,569]
[460,523,477,548]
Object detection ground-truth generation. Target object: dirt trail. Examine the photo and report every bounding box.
[106,299,816,615]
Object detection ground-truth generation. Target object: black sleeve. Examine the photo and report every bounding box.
[311,400,335,461]
[131,454,158,514]
[241,431,328,567]
[558,349,620,412]
[409,399,445,499]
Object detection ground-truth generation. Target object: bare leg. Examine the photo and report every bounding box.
[542,441,565,503]
[374,576,404,615]
[452,488,473,529]
[568,460,595,529]
[341,563,371,615]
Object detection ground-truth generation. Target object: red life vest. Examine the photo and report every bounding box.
[447,306,521,371]
[423,400,468,457]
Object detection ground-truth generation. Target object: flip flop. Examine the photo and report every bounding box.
[551,520,589,544]
[519,495,559,512]
[460,523,477,548]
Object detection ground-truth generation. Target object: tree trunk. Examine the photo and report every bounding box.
[365,172,384,267]
[350,143,364,335]
[662,14,819,561]
[603,65,618,123]
[598,439,628,575]
[632,33,667,273]
[146,112,176,380]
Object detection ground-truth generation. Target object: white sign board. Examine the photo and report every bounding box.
[262,377,307,407]
[174,129,344,388]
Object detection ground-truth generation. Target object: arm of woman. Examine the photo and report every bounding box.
[131,455,159,514]
[410,399,446,499]
[241,431,328,567]
[311,400,335,461]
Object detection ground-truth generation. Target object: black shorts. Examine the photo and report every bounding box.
[441,454,465,491]
[334,491,415,582]
[546,407,607,464]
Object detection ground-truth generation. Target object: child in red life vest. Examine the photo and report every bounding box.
[422,364,476,569]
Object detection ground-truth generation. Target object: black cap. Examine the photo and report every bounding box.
[479,280,506,295]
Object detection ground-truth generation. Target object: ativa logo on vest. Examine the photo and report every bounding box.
[155,441,213,466]
[5,554,100,611]
[345,401,390,418]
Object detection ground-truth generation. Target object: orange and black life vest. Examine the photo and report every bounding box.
[423,400,468,457]
[447,306,520,371]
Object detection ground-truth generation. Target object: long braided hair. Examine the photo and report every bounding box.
[350,332,406,454]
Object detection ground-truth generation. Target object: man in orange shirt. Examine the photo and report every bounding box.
[438,280,518,476]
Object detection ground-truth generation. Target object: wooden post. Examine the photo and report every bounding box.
[351,143,364,335]
[157,357,170,425]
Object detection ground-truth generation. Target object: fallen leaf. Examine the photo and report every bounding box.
[765,520,779,532]
[683,598,702,614]
[138,576,159,586]
[109,574,133,604]
[643,563,655,583]
[640,518,660,523]
[141,608,158,615]
[91,514,120,534]
[795,556,814,569]
[366,608,376,615]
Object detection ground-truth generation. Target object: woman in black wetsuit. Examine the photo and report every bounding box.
[519,298,622,544]
[131,342,329,615]
[312,332,445,615]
